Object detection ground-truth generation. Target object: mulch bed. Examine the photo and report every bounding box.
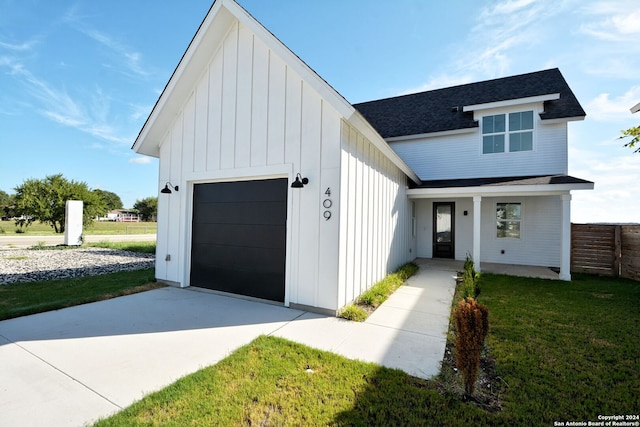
[437,339,506,412]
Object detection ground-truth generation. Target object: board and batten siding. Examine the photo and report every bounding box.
[389,103,569,181]
[155,19,346,311]
[338,121,415,308]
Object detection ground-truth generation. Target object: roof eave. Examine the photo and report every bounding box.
[348,111,421,185]
[540,115,585,124]
[385,126,478,143]
[407,182,594,198]
[463,93,560,112]
[132,0,231,157]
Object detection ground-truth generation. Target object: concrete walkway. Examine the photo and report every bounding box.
[273,260,457,378]
[0,262,456,427]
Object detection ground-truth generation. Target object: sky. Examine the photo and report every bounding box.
[1,0,639,223]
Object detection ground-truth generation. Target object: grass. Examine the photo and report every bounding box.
[478,273,640,421]
[0,241,158,320]
[338,262,419,321]
[0,268,161,321]
[22,240,156,254]
[0,219,157,235]
[85,240,156,254]
[94,272,639,426]
[95,335,488,427]
[4,255,28,260]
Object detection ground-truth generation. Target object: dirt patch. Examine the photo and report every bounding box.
[435,336,506,412]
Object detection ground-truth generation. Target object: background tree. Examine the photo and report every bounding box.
[93,189,124,214]
[133,197,158,222]
[0,190,16,220]
[620,125,639,153]
[14,174,105,233]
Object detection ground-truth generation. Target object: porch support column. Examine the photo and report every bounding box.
[560,194,572,281]
[473,196,482,272]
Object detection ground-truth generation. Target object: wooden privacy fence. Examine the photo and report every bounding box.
[571,223,640,280]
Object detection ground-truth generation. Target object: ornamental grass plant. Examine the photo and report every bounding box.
[454,297,490,396]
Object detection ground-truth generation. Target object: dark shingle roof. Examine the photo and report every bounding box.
[354,68,586,139]
[415,175,593,189]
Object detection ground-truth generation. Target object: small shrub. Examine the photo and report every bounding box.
[358,280,392,307]
[454,297,489,396]
[338,304,368,322]
[0,226,5,234]
[356,262,418,308]
[339,262,419,321]
[462,254,480,299]
[396,262,419,280]
[27,241,49,250]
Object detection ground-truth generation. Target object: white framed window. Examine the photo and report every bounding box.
[482,111,534,154]
[496,202,521,238]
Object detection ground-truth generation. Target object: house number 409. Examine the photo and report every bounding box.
[323,187,332,220]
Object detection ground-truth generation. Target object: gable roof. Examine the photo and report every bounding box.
[131,0,419,183]
[354,68,586,139]
[133,0,353,158]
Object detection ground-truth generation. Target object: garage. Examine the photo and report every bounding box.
[190,179,288,302]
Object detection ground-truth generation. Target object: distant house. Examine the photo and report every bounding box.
[132,0,593,314]
[99,209,140,223]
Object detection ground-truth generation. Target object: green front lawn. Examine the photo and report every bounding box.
[0,219,157,235]
[86,240,156,253]
[95,273,639,426]
[480,273,639,421]
[0,268,160,321]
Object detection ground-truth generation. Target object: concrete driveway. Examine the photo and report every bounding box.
[0,264,457,427]
[0,288,306,426]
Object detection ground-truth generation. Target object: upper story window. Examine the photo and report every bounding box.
[482,111,533,154]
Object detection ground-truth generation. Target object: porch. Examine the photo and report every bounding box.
[414,258,560,280]
[407,175,595,282]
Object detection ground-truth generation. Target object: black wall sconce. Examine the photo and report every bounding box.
[160,182,179,194]
[290,173,309,188]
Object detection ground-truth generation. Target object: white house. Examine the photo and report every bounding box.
[355,69,593,281]
[99,209,140,222]
[132,0,593,314]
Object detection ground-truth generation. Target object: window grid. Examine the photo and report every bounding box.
[496,202,521,238]
[482,111,534,154]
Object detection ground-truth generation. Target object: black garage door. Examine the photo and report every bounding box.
[190,179,288,302]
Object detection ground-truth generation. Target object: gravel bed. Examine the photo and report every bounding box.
[0,247,155,285]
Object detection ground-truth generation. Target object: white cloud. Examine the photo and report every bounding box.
[0,39,37,51]
[579,2,640,41]
[478,0,537,18]
[129,157,151,164]
[405,0,572,93]
[569,145,640,223]
[0,58,134,144]
[585,86,640,122]
[79,27,150,79]
[399,74,474,95]
[62,4,151,79]
[128,103,153,122]
[461,0,565,77]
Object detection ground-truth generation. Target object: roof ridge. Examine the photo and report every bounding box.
[354,68,561,106]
